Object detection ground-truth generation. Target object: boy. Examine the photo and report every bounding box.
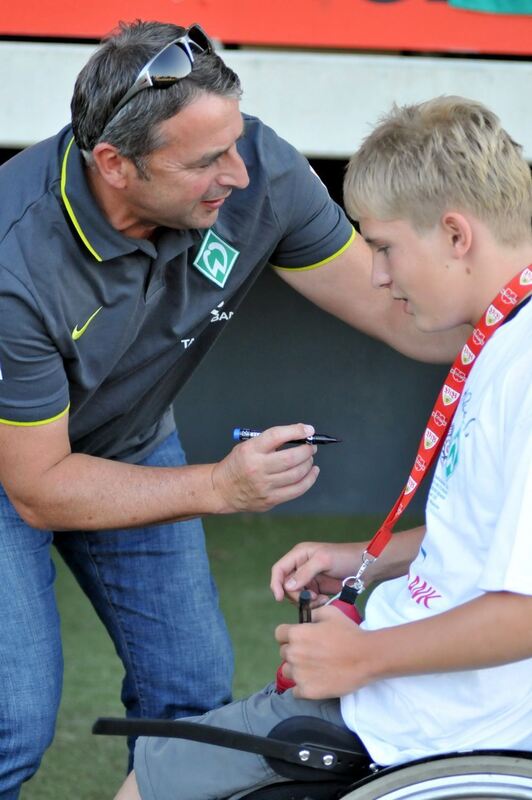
[116,96,532,800]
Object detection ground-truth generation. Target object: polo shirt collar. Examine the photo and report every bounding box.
[59,130,193,262]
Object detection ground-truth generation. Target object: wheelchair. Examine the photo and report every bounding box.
[94,716,532,799]
[244,752,532,800]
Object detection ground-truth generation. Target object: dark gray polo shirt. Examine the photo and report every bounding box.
[0,115,354,462]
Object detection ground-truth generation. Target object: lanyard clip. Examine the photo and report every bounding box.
[331,550,376,605]
[353,549,377,591]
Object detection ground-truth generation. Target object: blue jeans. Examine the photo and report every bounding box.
[0,431,233,799]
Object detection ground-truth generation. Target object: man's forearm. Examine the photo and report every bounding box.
[3,422,320,531]
[276,238,469,364]
[19,453,224,530]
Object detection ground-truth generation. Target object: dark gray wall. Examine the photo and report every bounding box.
[173,268,448,515]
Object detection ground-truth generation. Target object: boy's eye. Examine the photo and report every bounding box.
[377,246,389,255]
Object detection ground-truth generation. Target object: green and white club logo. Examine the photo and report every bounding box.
[193,230,239,288]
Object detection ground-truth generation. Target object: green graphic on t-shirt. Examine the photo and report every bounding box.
[193,230,239,288]
[445,426,460,479]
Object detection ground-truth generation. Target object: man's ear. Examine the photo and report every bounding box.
[91,143,130,189]
[440,212,472,258]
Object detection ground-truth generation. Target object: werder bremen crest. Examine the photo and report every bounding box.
[193,229,240,288]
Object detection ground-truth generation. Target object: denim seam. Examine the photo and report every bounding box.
[79,532,148,715]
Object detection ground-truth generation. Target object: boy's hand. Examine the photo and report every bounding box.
[275,605,370,699]
[276,592,532,702]
[270,541,366,604]
[271,528,426,604]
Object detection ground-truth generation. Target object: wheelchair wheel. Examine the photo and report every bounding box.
[342,753,532,799]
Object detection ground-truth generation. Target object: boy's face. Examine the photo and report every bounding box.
[360,216,471,332]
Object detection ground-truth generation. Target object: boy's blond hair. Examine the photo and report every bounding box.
[344,96,532,245]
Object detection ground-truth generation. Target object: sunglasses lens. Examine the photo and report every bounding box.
[150,44,193,87]
[102,26,212,130]
[186,25,212,53]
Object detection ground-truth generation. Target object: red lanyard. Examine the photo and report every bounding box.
[342,265,532,597]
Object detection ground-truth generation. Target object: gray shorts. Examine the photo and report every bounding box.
[134,683,350,800]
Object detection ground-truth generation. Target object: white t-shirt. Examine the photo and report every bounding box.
[341,298,532,766]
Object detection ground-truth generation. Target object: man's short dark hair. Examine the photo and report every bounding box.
[71,20,241,171]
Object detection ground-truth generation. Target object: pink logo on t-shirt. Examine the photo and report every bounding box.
[408,575,442,608]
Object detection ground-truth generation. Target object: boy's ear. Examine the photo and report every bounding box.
[440,212,472,258]
[91,143,131,189]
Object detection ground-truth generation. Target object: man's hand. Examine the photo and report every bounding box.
[211,424,320,514]
[276,605,369,699]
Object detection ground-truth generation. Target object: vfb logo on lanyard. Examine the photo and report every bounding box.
[193,229,240,288]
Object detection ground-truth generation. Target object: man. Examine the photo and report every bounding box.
[117,96,532,800]
[0,21,463,798]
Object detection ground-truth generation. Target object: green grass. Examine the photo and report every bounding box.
[20,514,420,799]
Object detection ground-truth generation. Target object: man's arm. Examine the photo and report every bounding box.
[276,591,532,700]
[0,416,319,531]
[275,235,469,364]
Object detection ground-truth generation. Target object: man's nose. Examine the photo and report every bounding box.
[219,147,249,190]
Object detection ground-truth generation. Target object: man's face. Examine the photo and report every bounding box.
[360,216,472,332]
[125,93,249,231]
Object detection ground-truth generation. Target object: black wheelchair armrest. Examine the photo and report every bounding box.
[93,716,370,780]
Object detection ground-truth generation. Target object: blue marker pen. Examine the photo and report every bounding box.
[233,428,340,445]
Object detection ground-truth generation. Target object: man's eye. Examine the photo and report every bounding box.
[377,246,389,255]
[199,155,221,169]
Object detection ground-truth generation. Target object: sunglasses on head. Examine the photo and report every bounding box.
[103,24,212,129]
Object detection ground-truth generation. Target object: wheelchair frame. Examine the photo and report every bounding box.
[93,716,532,799]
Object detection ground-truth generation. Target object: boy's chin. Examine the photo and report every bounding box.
[412,314,440,333]
[415,317,457,334]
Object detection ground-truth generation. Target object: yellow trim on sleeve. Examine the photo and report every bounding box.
[271,227,356,272]
[61,137,103,263]
[0,404,70,427]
